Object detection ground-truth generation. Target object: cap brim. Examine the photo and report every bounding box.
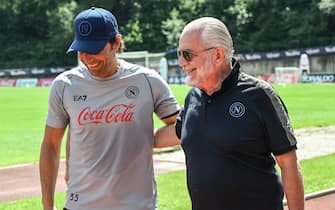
[67,39,108,54]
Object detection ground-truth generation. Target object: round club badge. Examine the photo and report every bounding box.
[78,21,92,36]
[229,102,245,118]
[125,86,140,98]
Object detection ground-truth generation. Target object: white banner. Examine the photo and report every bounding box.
[15,78,38,87]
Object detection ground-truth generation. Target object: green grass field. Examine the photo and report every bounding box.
[0,83,335,209]
[0,87,49,166]
[273,83,335,128]
[1,84,335,166]
[0,85,190,166]
[1,153,334,210]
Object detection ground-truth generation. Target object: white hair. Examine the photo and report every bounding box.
[184,17,234,66]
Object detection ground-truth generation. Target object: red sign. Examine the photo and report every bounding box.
[38,78,54,86]
[0,79,16,87]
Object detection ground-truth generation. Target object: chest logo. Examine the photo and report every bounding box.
[73,95,87,101]
[229,102,245,118]
[125,86,139,98]
[77,104,135,126]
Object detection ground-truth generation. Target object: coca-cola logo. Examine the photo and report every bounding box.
[77,104,135,126]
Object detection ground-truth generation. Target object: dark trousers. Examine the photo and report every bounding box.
[63,208,69,210]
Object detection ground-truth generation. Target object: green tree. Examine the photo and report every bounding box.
[0,0,77,68]
[162,8,185,49]
[130,0,180,52]
[122,16,143,50]
[318,0,335,14]
[0,0,334,69]
[45,1,78,66]
[229,0,335,52]
[0,1,50,67]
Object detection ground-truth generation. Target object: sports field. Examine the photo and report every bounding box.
[0,83,335,209]
[0,83,335,166]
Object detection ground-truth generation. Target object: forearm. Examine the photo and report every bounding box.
[281,163,305,210]
[64,131,70,182]
[154,124,180,148]
[39,142,61,208]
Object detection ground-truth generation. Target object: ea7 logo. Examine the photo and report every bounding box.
[73,95,87,101]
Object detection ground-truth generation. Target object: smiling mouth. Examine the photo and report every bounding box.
[185,68,196,74]
[89,62,100,68]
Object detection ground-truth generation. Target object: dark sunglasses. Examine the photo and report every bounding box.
[177,47,216,62]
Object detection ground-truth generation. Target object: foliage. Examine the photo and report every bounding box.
[0,0,334,68]
[44,1,78,66]
[0,0,77,68]
[162,8,185,49]
[318,0,335,14]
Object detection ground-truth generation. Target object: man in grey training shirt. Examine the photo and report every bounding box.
[39,7,180,210]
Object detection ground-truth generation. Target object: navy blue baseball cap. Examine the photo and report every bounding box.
[67,7,119,54]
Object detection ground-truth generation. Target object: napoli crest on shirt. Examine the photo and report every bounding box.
[125,86,140,98]
[229,102,245,118]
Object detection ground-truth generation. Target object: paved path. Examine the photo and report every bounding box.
[0,125,335,208]
[284,188,335,210]
[0,154,186,203]
[303,192,335,210]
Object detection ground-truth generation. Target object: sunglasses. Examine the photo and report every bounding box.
[177,47,216,62]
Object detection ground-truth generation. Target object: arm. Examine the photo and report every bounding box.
[275,150,305,210]
[39,125,66,210]
[154,113,180,148]
[64,130,70,183]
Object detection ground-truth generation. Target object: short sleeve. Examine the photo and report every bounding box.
[260,84,297,155]
[146,71,180,119]
[45,75,69,128]
[176,90,192,139]
[176,107,185,139]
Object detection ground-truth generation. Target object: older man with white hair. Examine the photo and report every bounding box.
[155,17,305,210]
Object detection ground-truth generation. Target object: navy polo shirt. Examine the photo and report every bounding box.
[176,60,297,210]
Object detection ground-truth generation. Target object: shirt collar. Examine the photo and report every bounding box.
[210,58,240,97]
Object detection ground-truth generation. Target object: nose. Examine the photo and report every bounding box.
[178,56,188,68]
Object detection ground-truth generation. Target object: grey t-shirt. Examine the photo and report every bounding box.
[46,60,180,210]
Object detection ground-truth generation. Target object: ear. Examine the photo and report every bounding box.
[114,34,122,52]
[213,48,226,65]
